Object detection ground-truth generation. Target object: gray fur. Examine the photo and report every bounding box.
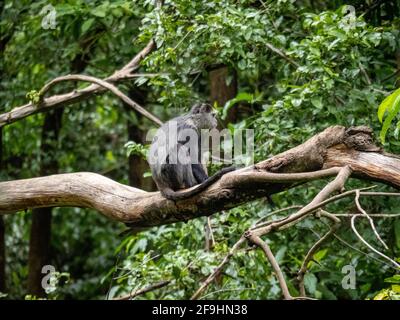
[148,103,234,200]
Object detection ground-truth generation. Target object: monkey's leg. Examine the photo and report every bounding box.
[161,163,181,190]
[192,164,208,183]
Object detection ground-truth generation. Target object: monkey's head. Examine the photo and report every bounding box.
[189,103,217,129]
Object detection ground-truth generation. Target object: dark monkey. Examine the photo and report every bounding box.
[148,103,235,200]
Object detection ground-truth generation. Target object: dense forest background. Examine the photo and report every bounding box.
[1,0,400,300]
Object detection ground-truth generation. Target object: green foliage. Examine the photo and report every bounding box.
[26,90,40,105]
[124,141,148,159]
[377,88,400,143]
[2,0,400,300]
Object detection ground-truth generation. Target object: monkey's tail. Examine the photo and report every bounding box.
[161,166,236,200]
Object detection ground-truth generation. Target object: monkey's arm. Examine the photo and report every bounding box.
[192,164,208,184]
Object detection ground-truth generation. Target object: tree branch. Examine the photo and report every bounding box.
[246,232,292,300]
[114,280,171,300]
[0,39,156,128]
[1,126,400,230]
[37,74,162,126]
[297,210,341,296]
[351,214,400,269]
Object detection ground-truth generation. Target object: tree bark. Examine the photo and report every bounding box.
[209,66,238,124]
[1,126,398,230]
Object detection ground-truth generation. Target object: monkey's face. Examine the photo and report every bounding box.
[191,103,218,129]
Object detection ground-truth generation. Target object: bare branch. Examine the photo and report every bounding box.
[332,233,398,270]
[252,205,303,226]
[297,210,341,296]
[355,190,388,250]
[350,214,400,269]
[0,39,156,128]
[265,43,300,68]
[114,280,171,300]
[252,166,352,236]
[246,232,292,300]
[37,74,162,126]
[191,236,246,300]
[334,213,400,218]
[1,126,400,230]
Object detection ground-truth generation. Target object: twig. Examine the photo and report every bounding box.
[37,74,162,126]
[246,232,292,300]
[114,280,171,300]
[265,43,300,68]
[350,214,400,269]
[332,233,397,270]
[252,205,303,227]
[191,236,246,300]
[334,213,400,218]
[204,217,215,251]
[359,63,372,85]
[355,190,389,250]
[297,210,341,296]
[381,69,400,82]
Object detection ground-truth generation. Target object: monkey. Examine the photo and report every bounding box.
[148,102,235,200]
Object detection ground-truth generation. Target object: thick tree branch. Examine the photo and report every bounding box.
[1,126,400,230]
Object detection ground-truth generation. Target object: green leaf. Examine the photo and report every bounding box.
[222,92,254,120]
[384,274,400,284]
[91,5,108,18]
[380,92,400,143]
[307,248,328,268]
[311,96,323,109]
[394,220,400,250]
[304,273,318,294]
[314,248,328,261]
[81,18,95,35]
[377,88,400,123]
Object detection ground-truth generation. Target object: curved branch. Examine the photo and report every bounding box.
[246,232,292,300]
[191,236,246,300]
[1,126,400,230]
[0,39,156,128]
[297,210,341,296]
[37,74,162,126]
[354,190,388,250]
[350,214,400,269]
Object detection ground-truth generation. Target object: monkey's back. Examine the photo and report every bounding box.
[148,114,199,191]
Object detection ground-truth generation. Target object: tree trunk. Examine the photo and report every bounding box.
[27,108,63,297]
[209,66,238,123]
[208,66,237,250]
[0,127,5,292]
[26,44,94,296]
[127,88,156,191]
[0,130,4,291]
